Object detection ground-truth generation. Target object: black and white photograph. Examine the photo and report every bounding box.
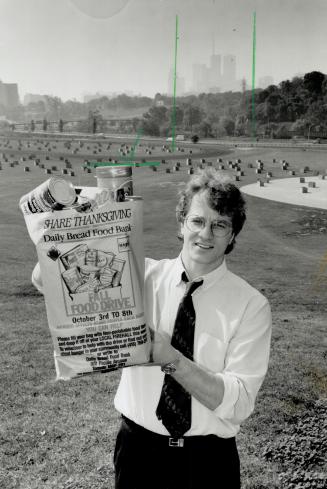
[0,1,326,488]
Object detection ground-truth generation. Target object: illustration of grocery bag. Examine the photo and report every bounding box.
[20,188,150,380]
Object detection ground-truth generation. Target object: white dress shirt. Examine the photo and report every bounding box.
[114,255,272,438]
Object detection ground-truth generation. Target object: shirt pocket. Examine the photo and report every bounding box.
[196,332,228,373]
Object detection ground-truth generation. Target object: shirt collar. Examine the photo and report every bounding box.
[173,253,228,289]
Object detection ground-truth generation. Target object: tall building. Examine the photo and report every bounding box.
[192,54,237,93]
[222,55,236,91]
[208,54,222,91]
[0,80,19,107]
[23,93,46,105]
[192,63,210,93]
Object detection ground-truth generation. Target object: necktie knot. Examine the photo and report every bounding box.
[181,271,203,297]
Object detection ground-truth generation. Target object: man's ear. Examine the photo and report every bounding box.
[176,219,184,241]
[179,219,185,237]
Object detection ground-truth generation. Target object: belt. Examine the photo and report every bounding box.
[122,415,185,447]
[121,415,234,448]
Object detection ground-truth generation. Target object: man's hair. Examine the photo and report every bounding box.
[176,168,247,254]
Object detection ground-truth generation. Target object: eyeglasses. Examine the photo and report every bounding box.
[184,215,233,237]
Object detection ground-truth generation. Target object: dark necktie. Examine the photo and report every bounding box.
[156,272,203,439]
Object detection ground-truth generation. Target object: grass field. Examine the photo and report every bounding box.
[0,134,326,488]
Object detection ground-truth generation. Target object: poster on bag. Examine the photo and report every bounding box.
[21,188,151,380]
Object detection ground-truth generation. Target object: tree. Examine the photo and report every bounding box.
[27,100,46,114]
[291,119,307,135]
[43,118,48,131]
[154,93,164,104]
[305,100,327,126]
[167,105,184,127]
[84,110,106,134]
[220,116,235,136]
[279,80,293,101]
[61,100,86,120]
[30,119,35,132]
[191,134,199,143]
[131,117,141,132]
[143,106,168,126]
[304,71,325,95]
[211,122,227,138]
[198,120,213,138]
[159,122,171,137]
[234,114,248,136]
[0,120,9,131]
[275,123,291,139]
[140,106,168,136]
[140,118,160,136]
[44,95,63,119]
[183,105,202,131]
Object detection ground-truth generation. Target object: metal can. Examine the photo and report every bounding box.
[60,244,88,270]
[99,267,116,287]
[62,267,84,294]
[111,257,126,287]
[20,177,76,215]
[95,165,133,201]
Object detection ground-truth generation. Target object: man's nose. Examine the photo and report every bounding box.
[199,222,213,239]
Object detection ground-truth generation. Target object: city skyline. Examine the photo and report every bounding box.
[1,54,276,107]
[1,0,327,102]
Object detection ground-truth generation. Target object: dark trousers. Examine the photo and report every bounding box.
[114,416,240,489]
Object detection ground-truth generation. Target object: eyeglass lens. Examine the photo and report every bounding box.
[186,216,232,236]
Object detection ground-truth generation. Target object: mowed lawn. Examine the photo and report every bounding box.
[0,136,326,489]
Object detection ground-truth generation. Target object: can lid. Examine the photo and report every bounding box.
[95,165,132,177]
[49,177,76,205]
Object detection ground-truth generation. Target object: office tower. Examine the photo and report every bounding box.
[0,80,19,107]
[192,63,210,93]
[24,94,46,105]
[222,55,236,90]
[209,54,221,89]
[192,54,238,93]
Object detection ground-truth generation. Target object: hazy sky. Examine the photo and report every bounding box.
[1,0,327,101]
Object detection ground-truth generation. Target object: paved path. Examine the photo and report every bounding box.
[241,176,327,210]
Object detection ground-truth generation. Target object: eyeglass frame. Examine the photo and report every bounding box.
[183,214,234,238]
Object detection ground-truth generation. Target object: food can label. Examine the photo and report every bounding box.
[19,178,75,215]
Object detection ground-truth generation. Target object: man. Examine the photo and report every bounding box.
[113,168,272,489]
[32,168,271,488]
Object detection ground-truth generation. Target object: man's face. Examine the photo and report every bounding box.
[180,191,234,277]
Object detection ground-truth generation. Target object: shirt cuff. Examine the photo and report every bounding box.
[213,372,240,419]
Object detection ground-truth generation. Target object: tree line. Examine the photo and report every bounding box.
[144,71,327,139]
[2,71,327,139]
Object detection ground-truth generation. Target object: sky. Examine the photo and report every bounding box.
[1,0,327,102]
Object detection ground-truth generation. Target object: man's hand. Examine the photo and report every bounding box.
[151,330,181,366]
[150,329,224,410]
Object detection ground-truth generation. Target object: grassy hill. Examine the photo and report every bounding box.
[0,136,326,488]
